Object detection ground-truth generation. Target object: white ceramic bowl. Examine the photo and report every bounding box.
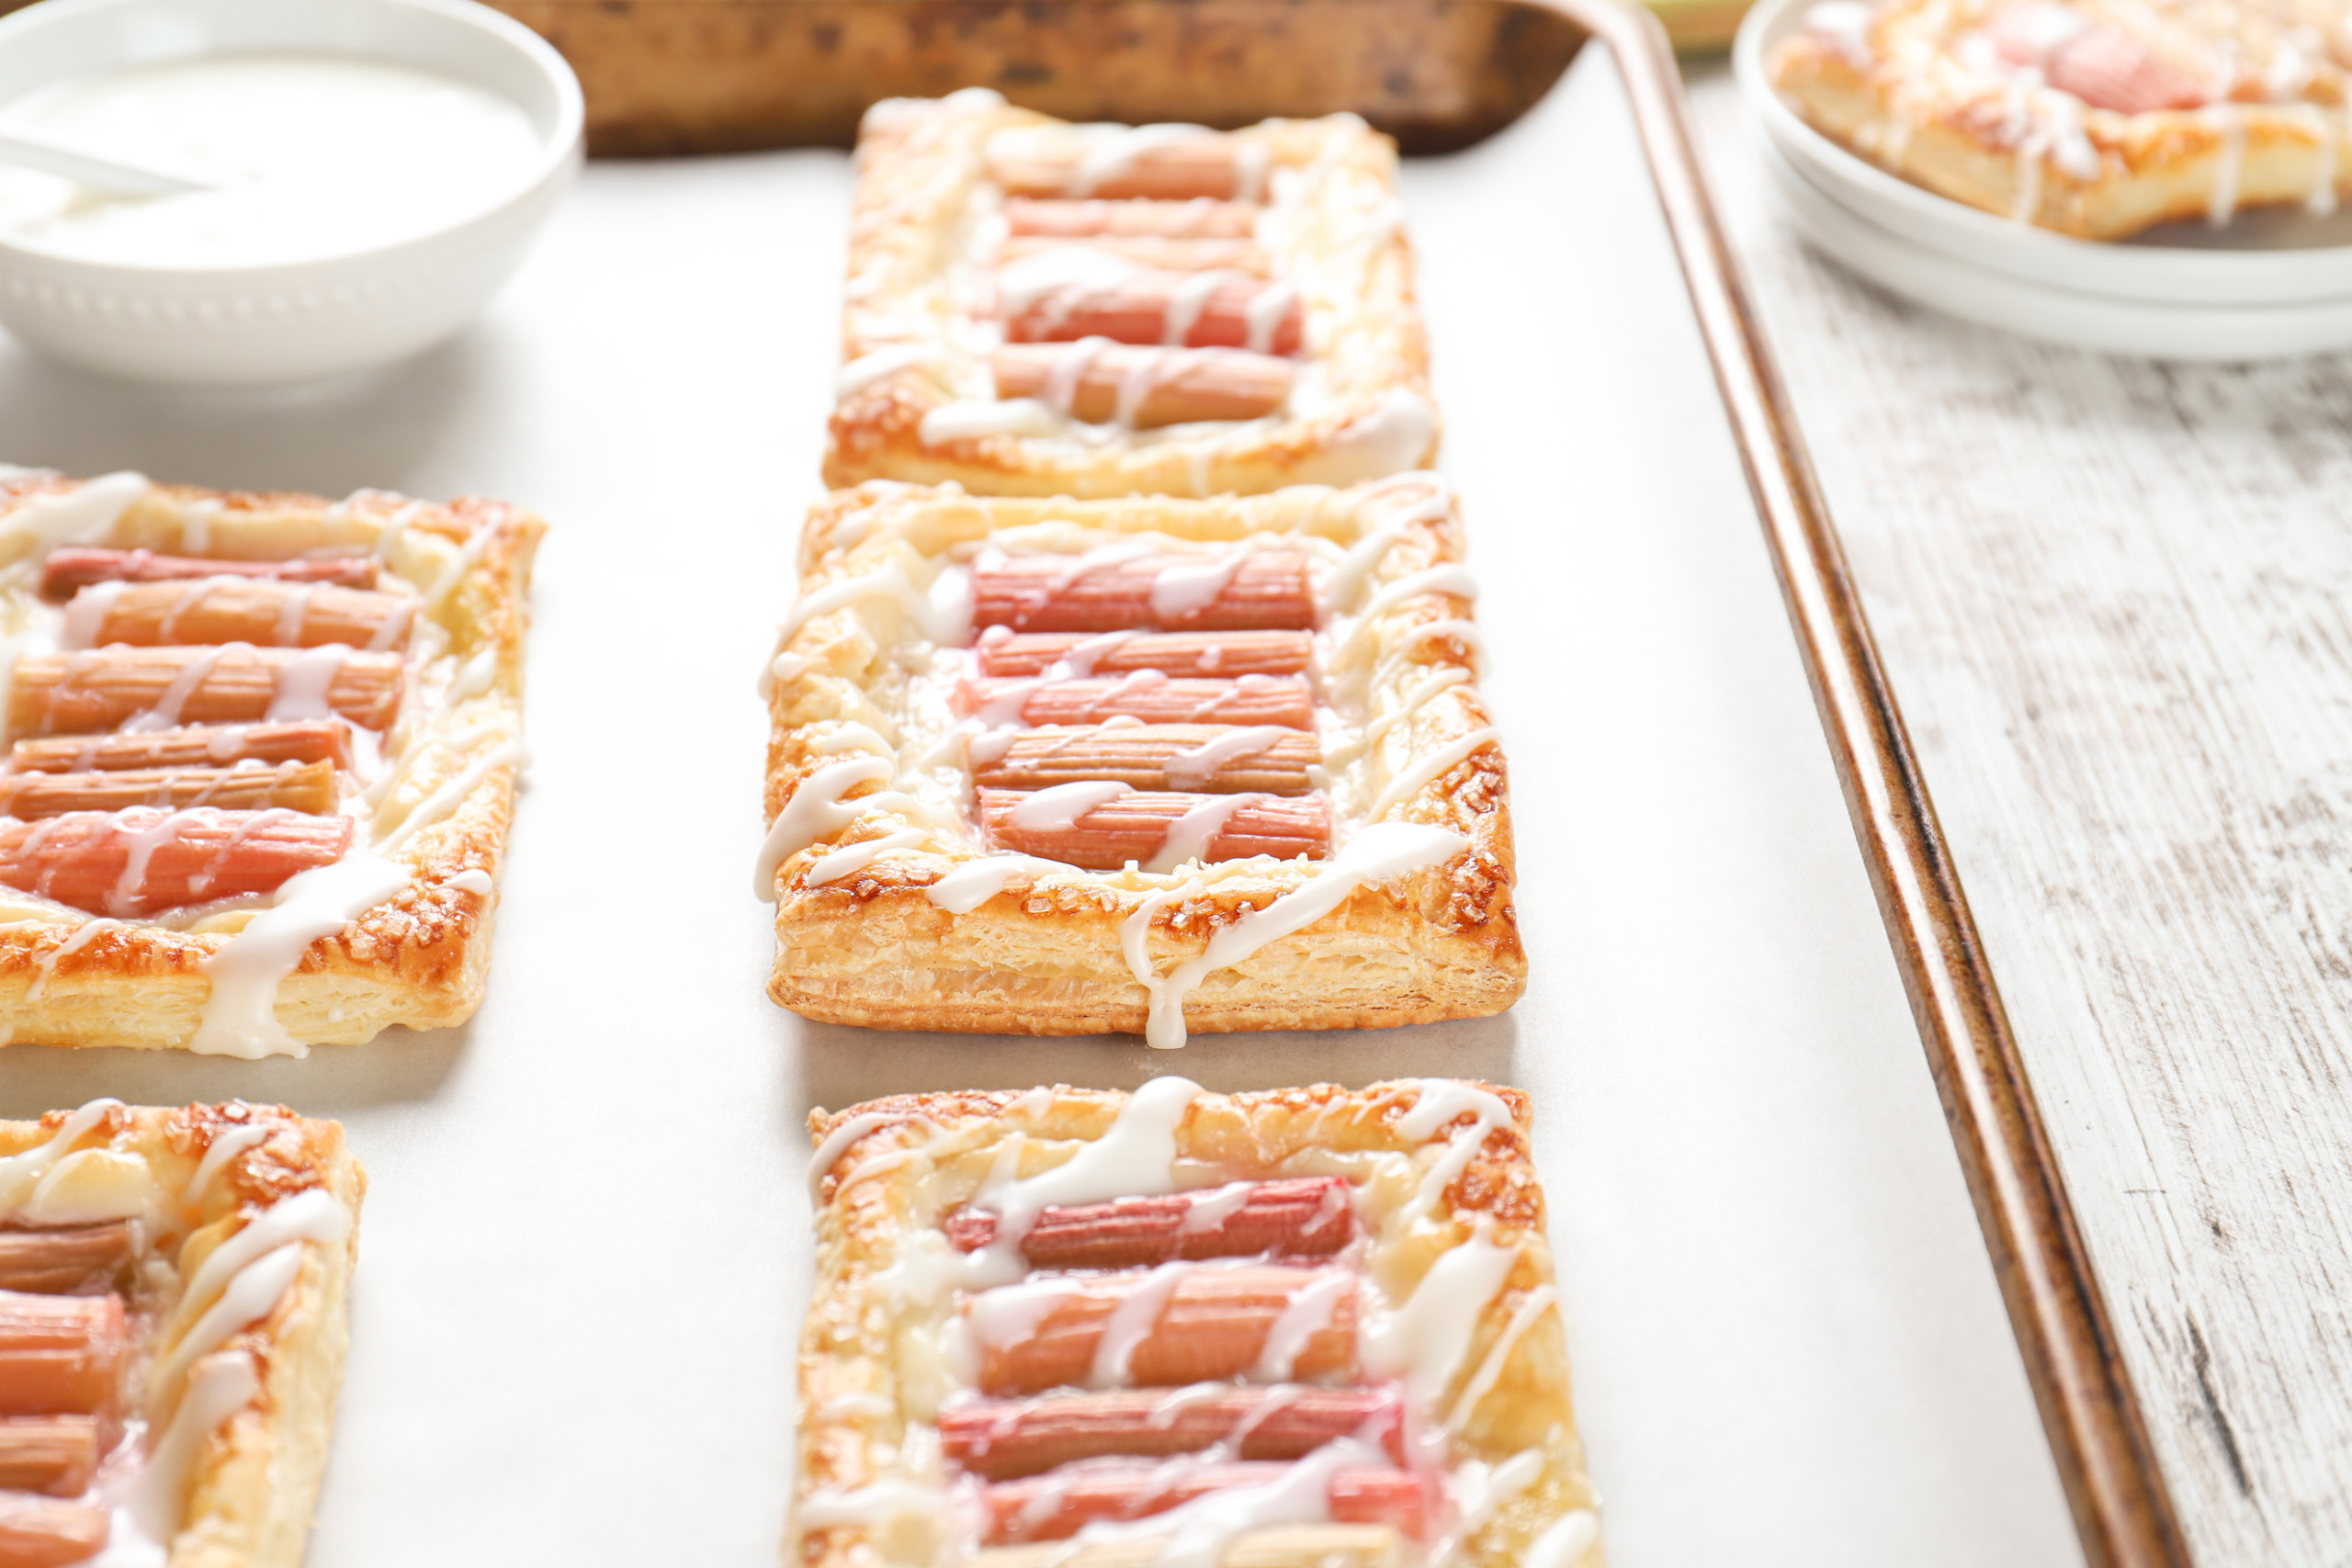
[0,0,582,387]
[1733,0,2352,357]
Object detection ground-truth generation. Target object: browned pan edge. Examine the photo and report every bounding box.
[1548,0,2192,1562]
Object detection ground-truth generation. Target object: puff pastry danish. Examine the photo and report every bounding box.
[0,468,543,1055]
[824,91,1439,499]
[1770,0,2352,237]
[0,1098,364,1568]
[795,1078,1602,1568]
[758,474,1521,1046]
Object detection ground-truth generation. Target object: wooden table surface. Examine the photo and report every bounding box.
[1688,61,2352,1568]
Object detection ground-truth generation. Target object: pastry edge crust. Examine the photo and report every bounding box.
[762,479,1526,1038]
[792,1080,1601,1568]
[1770,28,2347,239]
[0,478,544,1051]
[0,1102,366,1568]
[823,96,1440,499]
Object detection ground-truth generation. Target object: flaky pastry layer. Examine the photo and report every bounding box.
[1770,0,2352,238]
[824,92,1438,498]
[794,1080,1602,1568]
[0,470,544,1052]
[761,477,1522,1042]
[1,1100,366,1568]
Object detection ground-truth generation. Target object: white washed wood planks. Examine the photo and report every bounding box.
[1689,67,2352,1567]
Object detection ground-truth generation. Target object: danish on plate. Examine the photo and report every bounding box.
[758,475,1521,1046]
[0,468,542,1054]
[0,1099,364,1568]
[1770,0,2352,237]
[825,91,1438,498]
[795,1078,1602,1568]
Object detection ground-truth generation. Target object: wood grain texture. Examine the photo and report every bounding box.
[1690,67,2352,1567]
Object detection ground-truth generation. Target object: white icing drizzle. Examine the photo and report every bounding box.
[1319,480,1452,614]
[1444,1283,1558,1428]
[1166,725,1287,786]
[1250,1268,1351,1382]
[1046,335,1114,414]
[1147,792,1267,874]
[1328,668,1472,768]
[1065,1436,1385,1568]
[1127,825,1465,1048]
[1242,279,1297,355]
[1805,0,1875,63]
[808,1111,906,1200]
[1363,727,1501,822]
[1063,123,1219,197]
[1162,269,1238,346]
[1523,1508,1603,1568]
[797,1480,952,1529]
[95,1349,261,1568]
[921,399,1059,444]
[922,854,1065,914]
[754,755,893,898]
[0,470,147,553]
[1339,565,1479,654]
[806,828,933,886]
[178,498,218,556]
[0,1099,120,1218]
[151,1188,348,1419]
[25,916,122,1000]
[447,867,494,897]
[1433,1449,1547,1564]
[1086,1261,1199,1387]
[2306,107,2340,215]
[192,852,413,1058]
[1148,553,1250,620]
[419,519,498,611]
[1314,389,1436,482]
[777,559,975,649]
[59,579,126,649]
[375,739,524,852]
[2209,105,2246,226]
[185,1124,273,1201]
[837,342,942,399]
[265,643,355,721]
[1009,779,1134,829]
[1392,1079,1517,1221]
[1365,1227,1519,1406]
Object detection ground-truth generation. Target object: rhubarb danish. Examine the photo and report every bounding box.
[0,1100,363,1568]
[0,468,543,1054]
[825,91,1437,499]
[795,1078,1601,1568]
[758,474,1520,1045]
[1770,0,2352,236]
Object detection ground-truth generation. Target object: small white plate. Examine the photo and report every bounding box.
[1733,0,2352,355]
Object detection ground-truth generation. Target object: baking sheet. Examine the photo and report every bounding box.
[0,51,2082,1568]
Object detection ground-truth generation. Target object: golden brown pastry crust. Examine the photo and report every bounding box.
[1770,0,2352,238]
[0,1100,366,1568]
[762,477,1523,1041]
[0,469,544,1051]
[824,93,1439,499]
[794,1080,1602,1568]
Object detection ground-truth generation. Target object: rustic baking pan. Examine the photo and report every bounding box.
[481,0,1584,154]
[476,0,2196,1562]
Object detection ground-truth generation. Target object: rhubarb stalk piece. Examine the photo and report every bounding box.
[945,1177,1354,1268]
[0,1292,125,1416]
[966,1264,1357,1394]
[9,647,402,736]
[962,675,1313,729]
[1004,198,1260,239]
[0,808,355,918]
[999,235,1271,276]
[940,1385,1408,1480]
[0,1493,108,1568]
[980,788,1329,871]
[988,134,1261,202]
[975,1523,1399,1568]
[973,554,1314,635]
[976,631,1313,680]
[0,761,338,819]
[970,726,1317,795]
[0,1416,100,1496]
[979,1461,1429,1544]
[992,344,1292,429]
[40,548,378,601]
[64,580,416,652]
[9,721,352,775]
[1001,272,1301,356]
[0,1226,132,1295]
